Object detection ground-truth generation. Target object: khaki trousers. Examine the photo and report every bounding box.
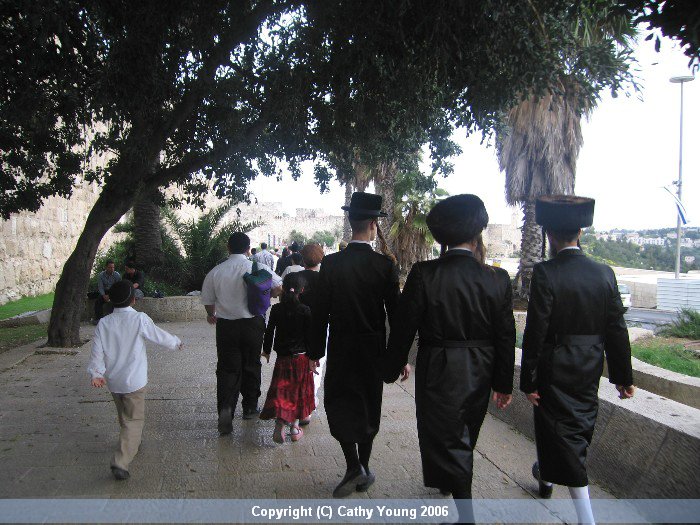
[110,387,146,470]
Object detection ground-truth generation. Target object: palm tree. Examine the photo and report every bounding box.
[389,170,447,275]
[162,204,262,292]
[498,4,635,298]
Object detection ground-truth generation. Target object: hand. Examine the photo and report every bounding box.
[399,364,411,382]
[91,377,105,388]
[206,313,217,325]
[616,384,635,399]
[103,294,110,302]
[261,352,270,364]
[310,359,320,375]
[526,391,540,407]
[493,391,513,409]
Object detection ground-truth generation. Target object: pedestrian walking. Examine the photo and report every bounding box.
[280,252,304,278]
[200,232,283,435]
[87,280,183,481]
[309,192,400,498]
[253,242,275,269]
[521,195,634,525]
[382,194,515,523]
[260,272,315,444]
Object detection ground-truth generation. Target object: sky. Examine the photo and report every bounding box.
[247,33,699,232]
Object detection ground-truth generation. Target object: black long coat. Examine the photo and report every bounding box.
[382,250,515,493]
[309,242,399,443]
[521,248,633,487]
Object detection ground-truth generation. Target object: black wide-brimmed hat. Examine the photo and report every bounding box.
[426,194,489,246]
[341,192,388,218]
[536,195,595,230]
[109,280,134,307]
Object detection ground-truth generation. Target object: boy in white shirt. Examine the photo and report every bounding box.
[87,280,183,480]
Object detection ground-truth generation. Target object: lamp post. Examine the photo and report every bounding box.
[669,75,694,279]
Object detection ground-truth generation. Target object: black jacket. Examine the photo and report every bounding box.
[521,248,633,487]
[520,248,633,393]
[309,241,400,442]
[383,249,516,393]
[263,302,311,357]
[381,249,515,492]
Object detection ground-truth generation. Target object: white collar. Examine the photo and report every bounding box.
[349,240,372,245]
[558,246,581,252]
[113,306,135,313]
[229,253,249,259]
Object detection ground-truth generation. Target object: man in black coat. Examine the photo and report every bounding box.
[521,195,634,524]
[309,192,400,498]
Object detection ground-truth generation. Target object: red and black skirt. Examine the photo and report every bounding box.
[260,354,316,423]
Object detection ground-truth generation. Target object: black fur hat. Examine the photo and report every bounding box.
[536,195,595,230]
[109,280,134,307]
[426,194,489,246]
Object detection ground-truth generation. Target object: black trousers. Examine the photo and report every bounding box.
[215,316,265,415]
[94,296,113,320]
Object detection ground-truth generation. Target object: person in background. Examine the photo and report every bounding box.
[94,260,121,324]
[250,247,257,261]
[276,247,290,275]
[200,232,283,435]
[281,252,304,278]
[87,280,183,481]
[260,272,315,444]
[298,243,325,417]
[382,194,515,524]
[521,195,634,525]
[123,259,145,300]
[309,192,400,498]
[254,242,275,269]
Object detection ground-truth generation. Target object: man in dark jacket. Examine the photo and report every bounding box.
[521,195,634,525]
[309,192,400,498]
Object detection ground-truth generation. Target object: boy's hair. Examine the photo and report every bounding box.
[261,242,268,250]
[301,243,324,267]
[228,232,250,254]
[251,247,257,255]
[290,252,303,265]
[124,258,136,269]
[349,216,373,233]
[105,259,115,267]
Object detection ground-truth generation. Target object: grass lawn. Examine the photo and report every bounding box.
[0,325,47,355]
[0,293,54,321]
[632,337,700,378]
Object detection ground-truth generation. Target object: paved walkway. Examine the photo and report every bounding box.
[0,320,613,511]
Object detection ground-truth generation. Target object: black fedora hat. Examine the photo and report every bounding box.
[109,280,134,307]
[341,192,388,218]
[536,195,595,230]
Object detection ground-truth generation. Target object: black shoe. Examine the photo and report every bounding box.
[218,407,233,435]
[356,471,375,492]
[532,462,553,498]
[332,466,367,498]
[242,407,261,420]
[111,466,130,480]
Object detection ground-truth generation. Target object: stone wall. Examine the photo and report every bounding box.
[0,183,122,305]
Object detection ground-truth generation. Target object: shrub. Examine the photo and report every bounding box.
[659,308,700,340]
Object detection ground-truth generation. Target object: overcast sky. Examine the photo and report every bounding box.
[248,33,699,232]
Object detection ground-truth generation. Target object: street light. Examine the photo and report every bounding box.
[669,75,694,279]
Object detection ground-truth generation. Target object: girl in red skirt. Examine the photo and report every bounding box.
[260,272,316,443]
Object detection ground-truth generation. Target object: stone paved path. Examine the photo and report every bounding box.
[0,320,613,514]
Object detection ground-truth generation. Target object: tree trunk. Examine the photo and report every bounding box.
[133,188,164,272]
[375,161,397,253]
[516,200,543,299]
[342,180,352,241]
[47,188,136,346]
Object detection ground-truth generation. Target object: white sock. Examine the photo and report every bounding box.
[568,485,595,525]
[543,480,553,487]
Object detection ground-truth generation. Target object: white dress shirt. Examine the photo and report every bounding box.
[281,264,305,279]
[200,254,282,320]
[87,307,182,393]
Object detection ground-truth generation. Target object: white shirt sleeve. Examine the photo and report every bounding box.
[200,268,216,306]
[139,314,182,350]
[87,324,107,379]
[270,266,283,286]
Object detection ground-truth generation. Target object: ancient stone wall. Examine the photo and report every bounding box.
[0,183,122,305]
